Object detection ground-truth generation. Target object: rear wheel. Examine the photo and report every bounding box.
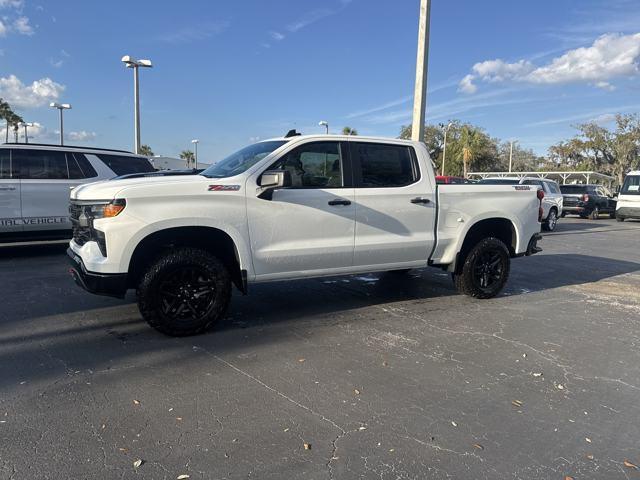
[588,206,599,220]
[617,216,625,222]
[137,248,232,336]
[542,209,558,231]
[609,211,616,219]
[453,237,510,299]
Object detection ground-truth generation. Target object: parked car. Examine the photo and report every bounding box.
[476,177,563,231]
[559,184,616,219]
[435,175,465,184]
[0,143,155,241]
[68,133,543,336]
[616,171,640,222]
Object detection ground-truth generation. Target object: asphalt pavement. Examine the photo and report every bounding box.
[1,217,640,480]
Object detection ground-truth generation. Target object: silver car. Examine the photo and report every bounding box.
[0,143,155,240]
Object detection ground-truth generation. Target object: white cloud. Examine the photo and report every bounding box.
[269,31,285,41]
[458,74,477,94]
[0,19,7,36]
[158,21,229,44]
[13,15,32,34]
[0,0,23,8]
[0,74,65,108]
[67,130,96,142]
[459,32,640,93]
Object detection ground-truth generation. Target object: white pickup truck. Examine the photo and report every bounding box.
[67,133,543,336]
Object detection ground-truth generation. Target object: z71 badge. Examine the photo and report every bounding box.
[208,185,241,191]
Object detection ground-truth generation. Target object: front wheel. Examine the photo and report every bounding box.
[453,237,510,299]
[588,206,599,220]
[542,209,558,231]
[137,248,232,336]
[617,216,625,222]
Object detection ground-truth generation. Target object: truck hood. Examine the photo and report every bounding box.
[71,174,240,200]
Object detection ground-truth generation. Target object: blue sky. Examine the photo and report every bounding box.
[1,0,639,160]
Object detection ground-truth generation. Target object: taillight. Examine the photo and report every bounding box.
[537,189,545,200]
[581,194,589,202]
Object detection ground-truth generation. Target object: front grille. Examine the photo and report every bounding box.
[69,202,91,246]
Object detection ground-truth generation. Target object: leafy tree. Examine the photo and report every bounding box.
[342,126,358,136]
[179,149,195,168]
[0,99,22,143]
[139,144,154,156]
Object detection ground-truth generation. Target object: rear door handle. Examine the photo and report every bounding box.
[410,197,430,204]
[328,199,351,206]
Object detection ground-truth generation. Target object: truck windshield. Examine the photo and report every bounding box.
[621,175,640,195]
[200,141,287,178]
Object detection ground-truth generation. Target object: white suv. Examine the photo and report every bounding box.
[0,143,155,240]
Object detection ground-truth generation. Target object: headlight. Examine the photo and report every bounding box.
[88,199,126,219]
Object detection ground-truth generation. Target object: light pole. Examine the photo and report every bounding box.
[411,0,432,142]
[509,140,517,173]
[441,122,453,176]
[19,122,36,143]
[191,139,199,169]
[50,103,72,145]
[121,55,153,154]
[318,120,329,134]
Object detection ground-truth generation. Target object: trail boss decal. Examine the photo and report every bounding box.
[208,185,240,191]
[514,185,531,191]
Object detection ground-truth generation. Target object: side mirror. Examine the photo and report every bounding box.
[257,170,292,200]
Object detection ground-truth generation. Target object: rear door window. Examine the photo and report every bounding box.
[621,175,640,195]
[96,154,155,176]
[67,152,98,179]
[350,142,419,188]
[14,149,69,179]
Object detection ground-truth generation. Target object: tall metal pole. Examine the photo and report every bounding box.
[442,128,448,176]
[194,142,198,169]
[59,108,64,146]
[411,0,431,142]
[5,120,8,143]
[23,124,28,143]
[509,140,514,172]
[133,65,141,154]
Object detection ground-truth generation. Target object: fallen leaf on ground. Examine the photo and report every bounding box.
[532,372,543,377]
[101,424,106,429]
[354,389,360,395]
[133,459,143,468]
[473,443,484,450]
[177,475,190,479]
[564,476,574,480]
[522,353,527,358]
[283,428,289,432]
[382,361,388,367]
[133,400,140,405]
[624,460,638,469]
[586,454,594,460]
[512,400,524,407]
[451,421,458,427]
[176,417,183,421]
[118,448,127,453]
[556,384,565,390]
[303,443,311,450]
[585,437,592,443]
[298,358,305,363]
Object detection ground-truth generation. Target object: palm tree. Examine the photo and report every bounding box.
[0,99,14,143]
[8,112,23,143]
[179,149,195,168]
[460,125,480,178]
[342,126,358,136]
[139,144,154,157]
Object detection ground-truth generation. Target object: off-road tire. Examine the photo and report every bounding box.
[588,207,599,220]
[453,237,510,299]
[137,248,231,336]
[617,216,625,222]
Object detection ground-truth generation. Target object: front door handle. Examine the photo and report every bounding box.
[0,187,16,191]
[410,197,430,204]
[328,199,351,206]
